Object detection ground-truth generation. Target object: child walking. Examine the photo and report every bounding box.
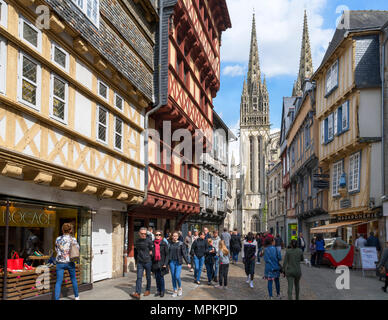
[215,240,230,289]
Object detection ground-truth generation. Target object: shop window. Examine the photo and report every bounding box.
[96,105,108,144]
[114,116,123,151]
[19,16,42,52]
[0,200,92,297]
[0,37,6,95]
[50,74,68,124]
[51,42,69,72]
[0,0,8,28]
[18,52,41,110]
[98,79,108,101]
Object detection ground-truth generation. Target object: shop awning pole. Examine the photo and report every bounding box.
[2,199,9,300]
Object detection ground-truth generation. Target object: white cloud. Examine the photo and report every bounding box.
[222,0,335,77]
[222,64,246,77]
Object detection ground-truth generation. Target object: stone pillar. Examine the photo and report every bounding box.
[127,215,135,272]
[254,135,259,193]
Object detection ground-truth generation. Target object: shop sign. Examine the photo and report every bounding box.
[0,206,56,228]
[337,211,382,221]
[340,199,351,209]
[360,247,378,270]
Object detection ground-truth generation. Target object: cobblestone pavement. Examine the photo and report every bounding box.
[62,253,388,300]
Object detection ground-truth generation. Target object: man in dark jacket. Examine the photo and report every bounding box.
[230,229,242,264]
[190,232,208,284]
[130,227,154,300]
[366,232,381,254]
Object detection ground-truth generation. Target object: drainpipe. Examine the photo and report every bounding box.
[382,36,388,201]
[142,0,166,207]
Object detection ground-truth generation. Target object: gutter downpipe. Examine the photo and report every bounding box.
[143,0,165,207]
[382,35,387,202]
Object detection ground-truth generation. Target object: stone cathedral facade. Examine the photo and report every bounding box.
[236,14,280,234]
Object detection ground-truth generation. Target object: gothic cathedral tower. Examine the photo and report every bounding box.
[239,14,270,234]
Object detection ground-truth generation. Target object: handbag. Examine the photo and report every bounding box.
[70,241,80,260]
[379,266,386,275]
[8,251,24,270]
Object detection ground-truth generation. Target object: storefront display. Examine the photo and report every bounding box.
[0,198,92,300]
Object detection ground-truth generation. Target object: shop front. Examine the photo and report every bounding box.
[0,197,92,300]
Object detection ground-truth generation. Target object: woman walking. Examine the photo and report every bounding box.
[315,235,325,267]
[215,240,230,289]
[310,238,317,267]
[283,239,304,300]
[204,238,217,285]
[54,223,80,300]
[377,241,388,293]
[152,230,169,298]
[168,232,190,297]
[190,232,208,284]
[242,232,258,288]
[263,237,282,299]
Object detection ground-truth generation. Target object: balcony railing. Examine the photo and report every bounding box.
[217,200,226,213]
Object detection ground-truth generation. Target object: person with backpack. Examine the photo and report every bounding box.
[263,237,282,299]
[168,232,190,297]
[151,230,169,298]
[54,223,80,300]
[242,232,258,288]
[230,229,242,264]
[190,232,208,285]
[283,239,304,300]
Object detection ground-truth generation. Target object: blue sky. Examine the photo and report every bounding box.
[213,0,388,138]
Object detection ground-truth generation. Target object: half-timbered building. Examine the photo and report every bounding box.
[311,11,388,246]
[0,0,156,298]
[127,0,231,263]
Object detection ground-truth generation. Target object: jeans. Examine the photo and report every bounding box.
[55,262,78,300]
[169,260,182,291]
[205,262,214,282]
[193,256,205,282]
[257,248,262,263]
[219,264,229,286]
[232,252,239,263]
[244,259,255,280]
[213,256,219,279]
[311,252,317,266]
[136,262,152,294]
[155,269,165,293]
[267,277,280,297]
[316,251,324,266]
[287,276,301,300]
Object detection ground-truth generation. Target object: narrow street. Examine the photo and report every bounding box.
[62,254,388,301]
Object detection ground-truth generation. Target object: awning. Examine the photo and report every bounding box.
[310,220,364,234]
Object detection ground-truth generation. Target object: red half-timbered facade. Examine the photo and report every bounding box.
[128,0,230,254]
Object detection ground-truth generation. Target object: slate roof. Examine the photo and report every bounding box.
[316,10,388,75]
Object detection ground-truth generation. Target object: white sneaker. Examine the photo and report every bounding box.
[177,288,183,296]
[75,296,80,300]
[172,291,178,298]
[256,262,260,265]
[246,277,250,283]
[250,281,254,288]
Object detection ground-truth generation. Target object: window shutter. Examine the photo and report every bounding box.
[321,121,325,145]
[334,110,338,136]
[342,101,349,131]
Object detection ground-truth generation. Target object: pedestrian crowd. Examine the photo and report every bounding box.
[129,226,388,300]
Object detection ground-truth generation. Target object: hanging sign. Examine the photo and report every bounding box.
[0,206,56,228]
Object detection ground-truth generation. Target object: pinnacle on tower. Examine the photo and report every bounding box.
[292,10,313,96]
[247,13,261,88]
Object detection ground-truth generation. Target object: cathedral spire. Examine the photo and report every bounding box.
[293,10,313,96]
[247,13,261,87]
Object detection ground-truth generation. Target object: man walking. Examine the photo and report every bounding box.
[230,229,242,264]
[297,232,306,253]
[212,230,221,282]
[366,232,381,255]
[221,228,231,250]
[130,227,154,300]
[275,234,283,255]
[204,227,211,240]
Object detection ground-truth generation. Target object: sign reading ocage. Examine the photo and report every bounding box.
[0,206,56,228]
